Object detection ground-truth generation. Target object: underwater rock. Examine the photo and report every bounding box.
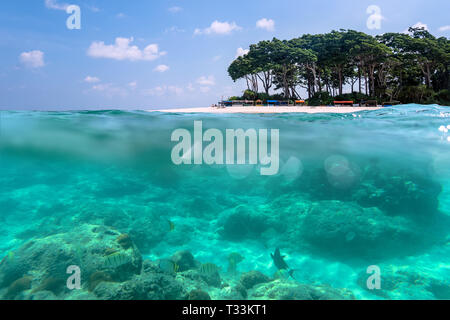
[5,276,32,300]
[29,291,58,300]
[240,271,272,289]
[31,277,65,296]
[357,265,450,300]
[0,224,142,299]
[75,203,176,255]
[177,267,222,289]
[171,250,198,272]
[188,289,211,300]
[218,284,247,300]
[93,272,186,300]
[218,205,273,241]
[116,234,133,250]
[249,280,354,300]
[128,216,172,254]
[197,265,222,288]
[88,271,113,292]
[298,200,422,259]
[353,167,442,220]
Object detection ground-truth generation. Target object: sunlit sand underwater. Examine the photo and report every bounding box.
[0,104,449,300]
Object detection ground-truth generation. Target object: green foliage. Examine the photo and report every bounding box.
[307,92,334,106]
[227,28,450,106]
[335,92,375,102]
[243,90,257,100]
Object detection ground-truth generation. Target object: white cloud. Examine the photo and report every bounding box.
[154,64,170,73]
[235,47,249,58]
[20,50,45,68]
[199,87,211,93]
[411,22,428,30]
[256,18,275,31]
[128,81,137,89]
[168,6,182,13]
[197,76,215,86]
[439,25,450,32]
[116,13,126,19]
[187,83,195,92]
[142,85,184,96]
[194,21,241,35]
[87,37,166,62]
[212,55,222,62]
[91,83,127,98]
[84,76,100,83]
[44,0,68,10]
[404,22,429,33]
[165,26,186,33]
[86,5,100,13]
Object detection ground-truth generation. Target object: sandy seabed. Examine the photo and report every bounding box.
[152,106,382,114]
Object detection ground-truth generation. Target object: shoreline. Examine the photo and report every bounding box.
[151,106,383,114]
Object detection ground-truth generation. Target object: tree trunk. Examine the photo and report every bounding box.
[318,71,322,93]
[282,66,289,98]
[358,66,362,93]
[364,73,368,95]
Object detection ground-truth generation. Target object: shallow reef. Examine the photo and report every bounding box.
[0,107,449,300]
[0,225,357,300]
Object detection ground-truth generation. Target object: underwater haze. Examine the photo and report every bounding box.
[0,104,449,300]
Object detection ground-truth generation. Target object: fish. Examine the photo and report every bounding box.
[158,259,179,274]
[199,263,220,276]
[228,252,244,264]
[168,220,175,232]
[271,248,296,280]
[0,251,14,267]
[103,252,131,269]
[273,269,291,280]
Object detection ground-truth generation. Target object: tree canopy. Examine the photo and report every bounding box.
[228,29,450,105]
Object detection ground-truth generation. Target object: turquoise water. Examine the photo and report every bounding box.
[0,104,449,300]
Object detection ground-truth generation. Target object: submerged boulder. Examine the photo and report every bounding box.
[357,264,450,300]
[249,280,355,300]
[352,170,442,220]
[240,271,272,289]
[0,224,142,299]
[171,250,199,272]
[217,205,276,241]
[298,201,423,259]
[93,272,186,300]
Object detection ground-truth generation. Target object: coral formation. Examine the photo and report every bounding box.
[31,277,65,296]
[6,276,32,299]
[116,234,133,250]
[240,271,272,289]
[171,251,198,272]
[188,289,211,300]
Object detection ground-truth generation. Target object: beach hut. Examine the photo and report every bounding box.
[295,100,306,106]
[267,100,280,106]
[255,99,263,106]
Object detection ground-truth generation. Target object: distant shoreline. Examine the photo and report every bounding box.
[151,106,383,114]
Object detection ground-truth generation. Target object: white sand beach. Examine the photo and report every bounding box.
[152,106,382,114]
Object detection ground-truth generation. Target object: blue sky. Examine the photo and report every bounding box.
[0,0,449,110]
